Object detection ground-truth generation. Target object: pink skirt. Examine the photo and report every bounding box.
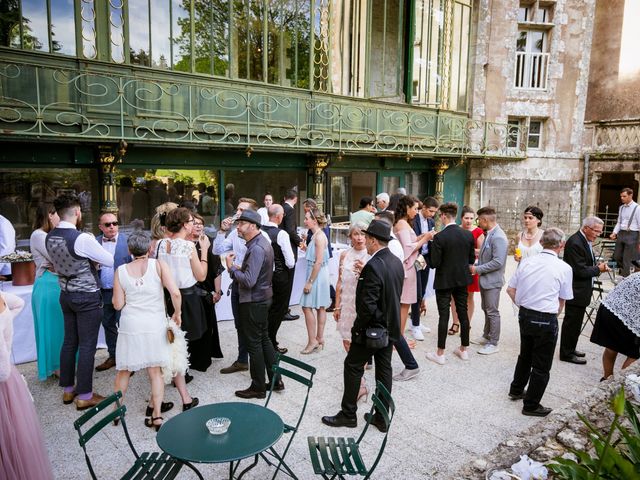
[0,366,54,480]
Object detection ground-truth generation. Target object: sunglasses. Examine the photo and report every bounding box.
[102,222,119,227]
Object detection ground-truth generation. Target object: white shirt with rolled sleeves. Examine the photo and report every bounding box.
[56,221,114,268]
[265,221,295,269]
[613,200,640,234]
[508,249,573,314]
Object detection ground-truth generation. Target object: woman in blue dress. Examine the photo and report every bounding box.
[300,207,331,354]
[30,204,64,380]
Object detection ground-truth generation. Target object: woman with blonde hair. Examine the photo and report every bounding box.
[300,207,331,354]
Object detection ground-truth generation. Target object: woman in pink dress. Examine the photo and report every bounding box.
[394,195,431,345]
[0,291,54,480]
[450,206,485,334]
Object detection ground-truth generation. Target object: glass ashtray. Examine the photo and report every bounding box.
[206,417,231,435]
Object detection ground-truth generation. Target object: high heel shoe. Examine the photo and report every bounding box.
[300,343,320,354]
[144,416,163,432]
[183,397,200,411]
[357,385,369,404]
[145,401,174,417]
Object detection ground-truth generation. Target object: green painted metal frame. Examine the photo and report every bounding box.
[0,50,525,160]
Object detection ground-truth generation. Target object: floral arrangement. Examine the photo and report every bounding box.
[0,250,34,263]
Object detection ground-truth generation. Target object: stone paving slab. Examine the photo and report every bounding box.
[18,258,610,479]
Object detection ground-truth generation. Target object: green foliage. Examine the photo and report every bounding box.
[548,388,640,479]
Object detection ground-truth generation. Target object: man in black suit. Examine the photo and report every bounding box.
[426,203,476,365]
[410,196,439,340]
[322,220,404,431]
[280,188,301,321]
[560,216,609,364]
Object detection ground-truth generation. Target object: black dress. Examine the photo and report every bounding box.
[590,304,640,359]
[186,242,224,372]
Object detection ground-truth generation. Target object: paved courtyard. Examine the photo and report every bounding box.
[19,258,609,479]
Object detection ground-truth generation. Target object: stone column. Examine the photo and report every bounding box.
[311,155,330,212]
[98,140,127,213]
[587,171,601,217]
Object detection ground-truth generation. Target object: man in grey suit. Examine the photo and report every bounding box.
[471,206,508,355]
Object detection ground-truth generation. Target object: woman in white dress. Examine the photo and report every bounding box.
[112,231,182,431]
[333,222,370,401]
[514,206,544,263]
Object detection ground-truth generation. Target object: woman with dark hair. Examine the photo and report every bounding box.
[515,205,544,262]
[30,204,64,380]
[300,207,332,354]
[188,213,224,370]
[349,196,376,226]
[157,207,209,405]
[449,206,485,334]
[394,195,431,344]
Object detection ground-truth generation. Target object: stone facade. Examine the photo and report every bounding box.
[468,0,596,238]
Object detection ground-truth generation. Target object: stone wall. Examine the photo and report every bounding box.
[468,0,596,233]
[454,363,640,479]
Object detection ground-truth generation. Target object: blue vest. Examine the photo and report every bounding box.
[46,228,100,292]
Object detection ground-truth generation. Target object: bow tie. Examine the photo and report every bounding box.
[103,237,116,243]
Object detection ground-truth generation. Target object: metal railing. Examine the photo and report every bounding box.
[514,51,549,90]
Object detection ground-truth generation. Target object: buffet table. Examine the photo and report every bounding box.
[1,281,107,365]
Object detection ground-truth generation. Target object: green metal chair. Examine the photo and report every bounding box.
[259,354,317,480]
[73,391,200,480]
[307,381,396,480]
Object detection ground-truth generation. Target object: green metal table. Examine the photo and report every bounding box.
[156,402,284,479]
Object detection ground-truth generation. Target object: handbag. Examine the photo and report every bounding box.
[365,327,389,349]
[414,254,427,271]
[166,317,175,344]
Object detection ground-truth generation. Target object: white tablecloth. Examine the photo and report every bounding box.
[2,281,107,365]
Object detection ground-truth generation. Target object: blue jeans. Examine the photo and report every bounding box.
[59,291,103,395]
[101,288,120,359]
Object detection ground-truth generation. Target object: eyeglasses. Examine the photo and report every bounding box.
[102,222,119,227]
[193,222,203,227]
[585,225,603,235]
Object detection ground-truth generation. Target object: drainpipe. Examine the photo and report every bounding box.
[581,152,590,221]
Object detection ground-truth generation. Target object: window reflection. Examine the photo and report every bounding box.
[0,1,21,48]
[109,0,125,63]
[234,0,264,82]
[150,0,170,68]
[51,0,76,56]
[129,0,150,66]
[0,168,100,241]
[20,0,48,51]
[193,0,230,76]
[172,0,191,71]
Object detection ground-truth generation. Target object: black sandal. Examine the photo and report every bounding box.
[448,323,460,335]
[183,397,200,411]
[145,401,174,417]
[144,416,163,432]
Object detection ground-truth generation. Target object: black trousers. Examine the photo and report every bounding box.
[559,303,586,358]
[435,286,469,350]
[613,230,639,277]
[510,307,558,411]
[238,299,276,392]
[340,341,393,420]
[267,269,291,349]
[410,268,430,326]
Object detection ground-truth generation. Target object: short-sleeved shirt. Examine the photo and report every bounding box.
[508,249,573,314]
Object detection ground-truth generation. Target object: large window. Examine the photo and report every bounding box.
[0,168,99,241]
[514,1,553,90]
[507,117,544,150]
[328,171,376,222]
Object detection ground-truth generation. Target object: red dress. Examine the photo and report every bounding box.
[468,227,483,293]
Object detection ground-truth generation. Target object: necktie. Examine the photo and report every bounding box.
[103,237,116,243]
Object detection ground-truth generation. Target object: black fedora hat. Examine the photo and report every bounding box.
[363,219,392,242]
[236,209,262,226]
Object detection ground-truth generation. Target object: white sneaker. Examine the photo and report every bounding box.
[426,352,446,365]
[421,325,431,334]
[478,344,500,355]
[453,348,469,361]
[392,368,421,381]
[411,326,425,341]
[470,336,489,346]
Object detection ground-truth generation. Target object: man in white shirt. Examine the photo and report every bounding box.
[610,187,640,277]
[262,204,295,355]
[506,227,573,417]
[45,194,113,410]
[0,214,16,279]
